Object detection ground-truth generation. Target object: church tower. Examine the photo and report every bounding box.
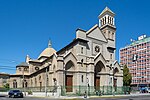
[98,7,116,41]
[99,7,116,61]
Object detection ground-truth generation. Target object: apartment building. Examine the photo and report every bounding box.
[120,35,150,87]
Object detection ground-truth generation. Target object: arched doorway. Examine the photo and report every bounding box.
[13,79,17,88]
[39,75,42,92]
[94,61,105,91]
[65,60,75,92]
[22,80,28,88]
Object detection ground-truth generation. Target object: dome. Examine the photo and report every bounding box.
[16,62,29,68]
[38,47,56,59]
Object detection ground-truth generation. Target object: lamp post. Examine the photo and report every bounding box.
[85,57,89,98]
[45,62,50,97]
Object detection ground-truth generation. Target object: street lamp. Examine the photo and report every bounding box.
[45,62,50,97]
[85,57,89,98]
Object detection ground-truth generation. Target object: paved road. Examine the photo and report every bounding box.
[88,95,150,100]
[0,95,150,100]
[0,96,53,100]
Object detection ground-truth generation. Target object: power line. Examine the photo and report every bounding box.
[0,67,16,70]
[0,65,16,68]
[0,58,22,63]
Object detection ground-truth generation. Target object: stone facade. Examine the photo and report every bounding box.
[9,7,123,91]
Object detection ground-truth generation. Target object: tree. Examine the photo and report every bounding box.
[123,65,132,86]
[123,65,132,94]
[3,83,9,89]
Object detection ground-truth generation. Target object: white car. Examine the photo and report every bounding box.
[147,88,150,93]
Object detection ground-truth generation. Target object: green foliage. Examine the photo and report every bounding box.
[3,83,9,89]
[123,65,132,86]
[27,90,33,95]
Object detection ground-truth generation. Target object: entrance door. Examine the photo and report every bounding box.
[95,77,100,91]
[65,75,73,92]
[113,79,117,91]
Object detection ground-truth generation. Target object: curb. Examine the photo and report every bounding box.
[25,93,150,99]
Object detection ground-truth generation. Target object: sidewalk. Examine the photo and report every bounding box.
[26,93,150,99]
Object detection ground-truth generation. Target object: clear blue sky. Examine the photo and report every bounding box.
[0,0,150,74]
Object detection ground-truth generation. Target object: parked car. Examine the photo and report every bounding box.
[8,90,23,98]
[140,87,148,93]
[147,88,150,93]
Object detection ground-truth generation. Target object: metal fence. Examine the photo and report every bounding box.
[61,86,131,96]
[0,86,131,96]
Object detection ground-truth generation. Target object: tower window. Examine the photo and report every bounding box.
[108,31,111,39]
[108,16,110,24]
[112,33,114,40]
[111,17,113,25]
[81,59,84,67]
[105,17,106,24]
[110,54,113,59]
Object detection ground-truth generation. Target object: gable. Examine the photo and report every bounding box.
[94,53,106,65]
[114,61,123,73]
[87,26,107,42]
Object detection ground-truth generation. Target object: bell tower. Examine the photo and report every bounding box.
[98,7,116,41]
[99,7,116,61]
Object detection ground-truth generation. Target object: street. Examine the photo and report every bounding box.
[0,95,150,100]
[0,96,52,100]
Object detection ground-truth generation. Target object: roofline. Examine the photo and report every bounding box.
[76,28,86,32]
[56,38,88,55]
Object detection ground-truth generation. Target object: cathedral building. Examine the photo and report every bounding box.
[9,7,123,93]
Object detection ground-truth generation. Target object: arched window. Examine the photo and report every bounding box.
[105,17,106,24]
[39,75,41,81]
[81,75,84,83]
[81,59,84,67]
[112,33,114,40]
[111,18,113,24]
[22,80,28,88]
[35,78,37,87]
[108,16,110,24]
[24,68,27,71]
[18,67,21,71]
[25,80,28,88]
[110,17,112,24]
